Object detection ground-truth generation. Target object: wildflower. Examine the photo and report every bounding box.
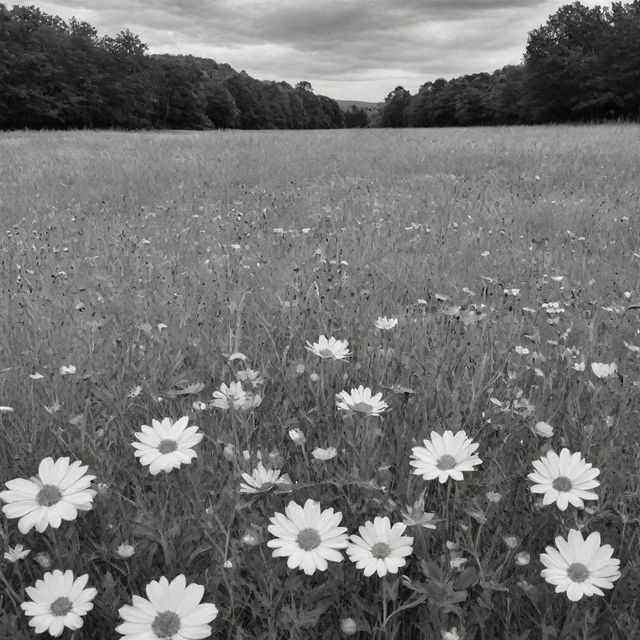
[336,386,388,418]
[486,491,502,503]
[223,560,233,569]
[410,430,482,483]
[29,373,44,380]
[309,372,319,382]
[240,462,291,494]
[534,421,554,437]
[132,416,202,475]
[590,362,617,379]
[528,448,599,511]
[222,444,235,461]
[117,544,135,559]
[347,517,413,578]
[0,405,14,413]
[375,316,398,330]
[116,575,218,639]
[305,335,350,360]
[0,457,96,534]
[516,551,530,566]
[514,346,529,355]
[267,499,348,575]
[312,447,337,461]
[241,528,261,547]
[21,570,97,637]
[4,543,30,562]
[288,428,306,445]
[235,368,265,388]
[442,628,461,640]
[541,302,565,314]
[211,381,252,410]
[540,530,620,601]
[192,400,207,411]
[34,552,52,569]
[401,496,437,530]
[59,365,76,375]
[340,618,358,635]
[127,385,142,398]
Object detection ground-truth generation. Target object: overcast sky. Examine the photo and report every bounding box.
[17,0,606,102]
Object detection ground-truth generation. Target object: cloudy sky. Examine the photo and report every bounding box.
[18,0,605,101]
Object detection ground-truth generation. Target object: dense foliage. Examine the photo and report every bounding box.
[376,1,640,127]
[0,4,344,130]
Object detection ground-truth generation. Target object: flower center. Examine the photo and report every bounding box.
[370,542,391,559]
[552,476,572,492]
[158,439,178,454]
[318,348,334,357]
[50,596,73,616]
[351,401,373,413]
[437,454,457,471]
[297,527,321,551]
[36,484,62,507]
[567,562,590,583]
[151,610,181,638]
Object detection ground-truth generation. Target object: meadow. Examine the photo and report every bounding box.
[0,125,639,639]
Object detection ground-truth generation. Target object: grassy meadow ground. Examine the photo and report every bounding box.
[0,125,640,639]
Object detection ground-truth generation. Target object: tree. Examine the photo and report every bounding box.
[379,86,411,127]
[295,81,313,92]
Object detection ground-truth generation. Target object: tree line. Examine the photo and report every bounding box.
[1,1,639,130]
[0,4,344,130]
[377,1,640,127]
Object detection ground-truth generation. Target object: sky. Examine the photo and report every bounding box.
[16,0,606,102]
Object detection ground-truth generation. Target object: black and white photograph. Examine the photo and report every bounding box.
[1,1,639,638]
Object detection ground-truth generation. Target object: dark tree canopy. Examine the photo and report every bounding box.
[0,5,343,130]
[377,1,640,128]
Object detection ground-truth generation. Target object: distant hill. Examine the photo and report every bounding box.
[335,100,382,113]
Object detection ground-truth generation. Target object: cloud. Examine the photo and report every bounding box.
[16,0,605,101]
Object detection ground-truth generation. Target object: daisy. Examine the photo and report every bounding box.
[375,316,398,330]
[240,462,291,494]
[0,457,96,534]
[305,335,350,360]
[116,575,218,639]
[401,497,437,530]
[346,516,414,577]
[311,447,337,460]
[132,416,203,475]
[267,499,348,575]
[210,382,252,410]
[528,448,600,511]
[410,430,482,483]
[590,362,617,379]
[336,386,388,418]
[540,529,621,601]
[4,543,30,562]
[21,569,97,637]
[235,368,265,388]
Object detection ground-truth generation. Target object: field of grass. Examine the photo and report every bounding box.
[1,125,639,640]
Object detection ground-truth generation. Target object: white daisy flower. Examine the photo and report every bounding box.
[336,386,388,418]
[346,516,414,577]
[401,496,437,530]
[410,430,482,483]
[0,457,96,534]
[533,421,554,437]
[132,416,203,476]
[235,368,265,388]
[59,365,76,375]
[4,543,30,562]
[540,530,621,601]
[375,316,398,330]
[311,447,337,461]
[21,569,97,637]
[590,362,617,378]
[288,428,306,445]
[305,335,350,360]
[116,575,218,639]
[240,462,291,494]
[528,448,599,511]
[266,499,348,575]
[210,382,252,410]
[117,543,136,559]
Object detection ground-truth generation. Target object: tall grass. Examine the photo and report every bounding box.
[0,125,639,639]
